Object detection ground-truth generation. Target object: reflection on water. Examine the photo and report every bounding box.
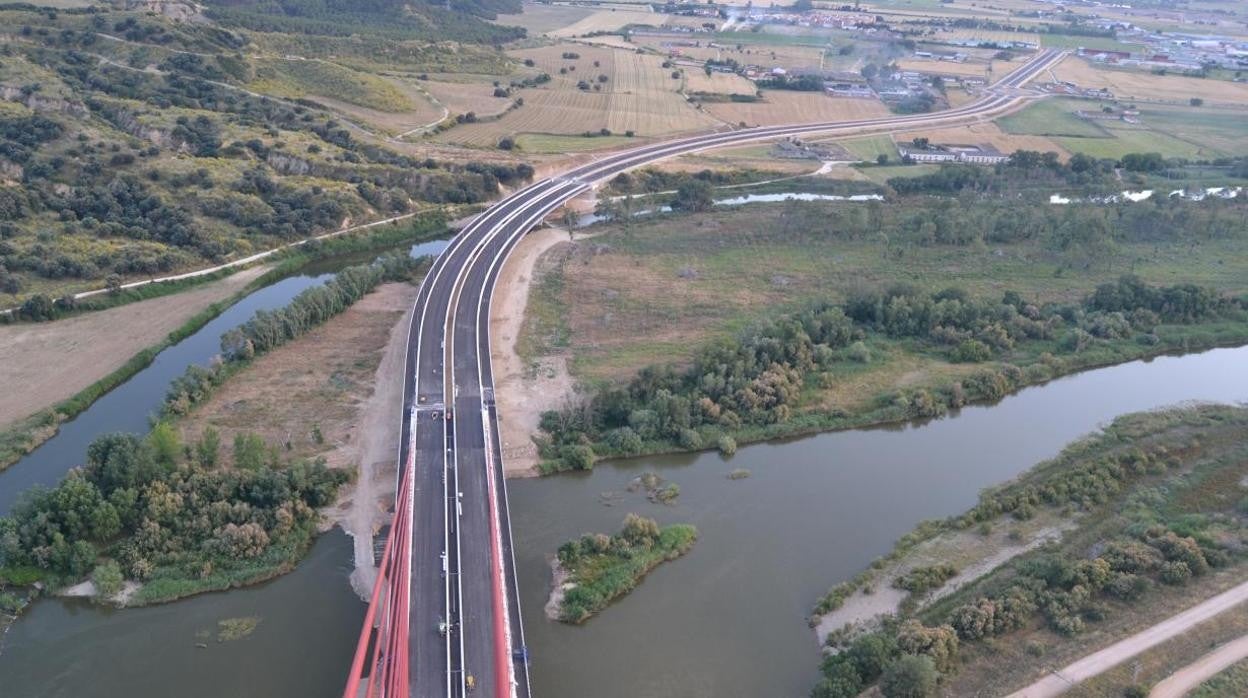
[0,529,365,698]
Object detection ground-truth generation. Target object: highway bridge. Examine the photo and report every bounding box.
[342,47,1068,698]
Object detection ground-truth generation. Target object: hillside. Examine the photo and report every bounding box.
[0,3,532,305]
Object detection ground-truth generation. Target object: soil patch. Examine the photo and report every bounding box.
[0,266,268,431]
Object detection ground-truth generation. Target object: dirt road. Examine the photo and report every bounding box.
[1008,579,1248,697]
[1148,633,1248,698]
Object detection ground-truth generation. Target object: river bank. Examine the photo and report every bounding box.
[0,219,450,474]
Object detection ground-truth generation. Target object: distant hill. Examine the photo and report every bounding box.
[202,0,526,44]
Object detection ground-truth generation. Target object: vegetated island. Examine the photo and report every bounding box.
[809,404,1248,698]
[548,513,697,623]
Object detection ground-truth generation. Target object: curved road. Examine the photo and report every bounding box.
[393,48,1069,698]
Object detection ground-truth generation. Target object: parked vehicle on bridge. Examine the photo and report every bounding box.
[437,619,447,637]
[466,674,476,691]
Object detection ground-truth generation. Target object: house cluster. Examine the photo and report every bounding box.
[912,50,969,62]
[737,9,875,32]
[1036,81,1114,99]
[897,143,1011,165]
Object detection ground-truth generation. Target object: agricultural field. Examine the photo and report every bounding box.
[492,3,595,35]
[421,78,515,120]
[1053,56,1248,106]
[838,135,900,162]
[248,58,414,112]
[638,36,828,73]
[683,69,758,96]
[548,8,661,37]
[433,44,716,147]
[1001,98,1248,159]
[894,122,1069,158]
[895,58,996,81]
[704,93,889,128]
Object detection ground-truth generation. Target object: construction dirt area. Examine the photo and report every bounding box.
[0,266,268,431]
[171,282,417,596]
[490,225,579,477]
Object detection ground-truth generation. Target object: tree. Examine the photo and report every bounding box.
[234,433,267,470]
[672,180,713,212]
[91,560,124,601]
[196,427,221,467]
[876,153,889,165]
[497,137,515,151]
[1189,97,1203,107]
[880,655,939,698]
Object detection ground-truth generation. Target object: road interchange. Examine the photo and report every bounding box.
[351,46,1069,698]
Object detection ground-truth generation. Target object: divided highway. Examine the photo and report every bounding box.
[350,47,1068,698]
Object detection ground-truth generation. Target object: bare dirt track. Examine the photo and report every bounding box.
[0,266,268,431]
[1149,634,1248,698]
[1008,579,1248,697]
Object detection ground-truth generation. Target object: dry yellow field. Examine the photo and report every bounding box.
[433,44,715,146]
[422,79,514,119]
[683,69,757,95]
[927,27,1034,45]
[549,8,659,37]
[705,92,889,127]
[1053,56,1248,106]
[312,77,444,135]
[895,58,995,80]
[493,3,595,35]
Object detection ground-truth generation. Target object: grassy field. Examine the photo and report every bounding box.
[839,135,899,161]
[893,121,1069,158]
[492,3,595,35]
[249,58,414,112]
[895,57,996,80]
[683,69,758,96]
[521,200,1248,385]
[999,98,1112,138]
[1056,124,1218,160]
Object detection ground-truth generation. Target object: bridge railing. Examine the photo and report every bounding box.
[343,459,413,698]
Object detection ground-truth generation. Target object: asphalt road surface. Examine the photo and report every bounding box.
[397,48,1069,698]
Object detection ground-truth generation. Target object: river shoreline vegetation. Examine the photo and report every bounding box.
[0,3,531,306]
[0,217,446,473]
[535,274,1248,473]
[807,404,1248,697]
[553,514,697,624]
[0,250,425,623]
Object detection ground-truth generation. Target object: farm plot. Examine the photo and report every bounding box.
[684,69,758,96]
[549,8,660,37]
[493,3,596,35]
[310,77,444,135]
[636,36,827,73]
[890,122,1069,158]
[434,45,714,147]
[1053,56,1248,106]
[705,92,889,127]
[895,58,995,80]
[422,79,514,120]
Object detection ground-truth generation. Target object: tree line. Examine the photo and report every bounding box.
[537,277,1242,471]
[163,253,420,417]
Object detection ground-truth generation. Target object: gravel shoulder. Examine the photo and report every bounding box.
[1149,634,1248,698]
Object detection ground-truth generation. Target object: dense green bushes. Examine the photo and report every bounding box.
[556,514,697,623]
[537,277,1241,468]
[0,427,346,600]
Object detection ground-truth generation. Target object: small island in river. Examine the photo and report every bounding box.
[548,513,697,623]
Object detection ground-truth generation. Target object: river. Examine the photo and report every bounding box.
[0,331,1244,692]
